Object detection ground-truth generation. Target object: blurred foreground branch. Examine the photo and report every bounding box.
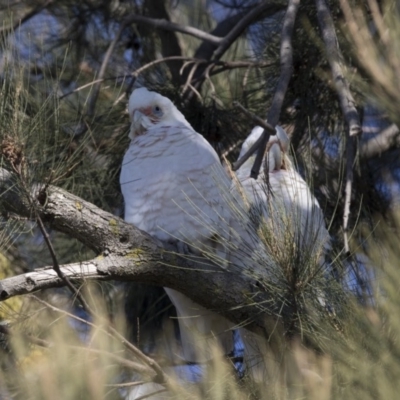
[361,124,400,158]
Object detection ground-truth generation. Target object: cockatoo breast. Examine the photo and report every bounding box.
[120,123,230,244]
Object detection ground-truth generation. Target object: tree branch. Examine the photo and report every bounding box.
[232,102,277,171]
[212,1,283,61]
[250,0,300,179]
[139,0,183,83]
[315,0,362,137]
[0,169,280,333]
[233,0,300,177]
[360,123,400,158]
[125,15,223,45]
[315,0,362,253]
[185,1,286,100]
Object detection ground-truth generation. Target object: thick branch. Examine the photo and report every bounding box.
[140,0,183,83]
[315,0,362,137]
[185,2,286,100]
[0,169,280,333]
[212,2,283,61]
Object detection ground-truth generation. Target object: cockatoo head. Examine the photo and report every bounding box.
[128,87,192,138]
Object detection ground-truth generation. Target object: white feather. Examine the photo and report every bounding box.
[121,88,234,363]
[233,125,330,381]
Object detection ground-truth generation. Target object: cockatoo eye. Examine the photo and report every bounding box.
[152,105,163,117]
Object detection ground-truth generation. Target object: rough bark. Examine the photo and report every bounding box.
[0,169,280,333]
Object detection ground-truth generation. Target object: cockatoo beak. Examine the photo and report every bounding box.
[129,109,147,139]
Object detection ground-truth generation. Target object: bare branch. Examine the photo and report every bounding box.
[0,168,281,334]
[212,1,283,61]
[315,0,363,253]
[360,124,400,158]
[35,212,93,313]
[138,0,183,83]
[185,1,286,100]
[0,262,103,299]
[60,58,273,104]
[125,15,222,45]
[343,134,356,253]
[235,0,300,178]
[232,102,277,171]
[315,0,362,137]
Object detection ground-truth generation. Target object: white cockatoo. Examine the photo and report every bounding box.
[233,125,331,381]
[234,125,329,256]
[120,87,234,364]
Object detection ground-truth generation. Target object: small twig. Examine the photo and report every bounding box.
[232,102,276,171]
[181,62,201,96]
[34,212,93,314]
[234,102,276,134]
[108,326,168,385]
[105,381,146,388]
[250,0,300,179]
[343,134,357,254]
[86,21,128,119]
[195,60,276,83]
[60,58,273,103]
[30,296,168,383]
[59,77,119,99]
